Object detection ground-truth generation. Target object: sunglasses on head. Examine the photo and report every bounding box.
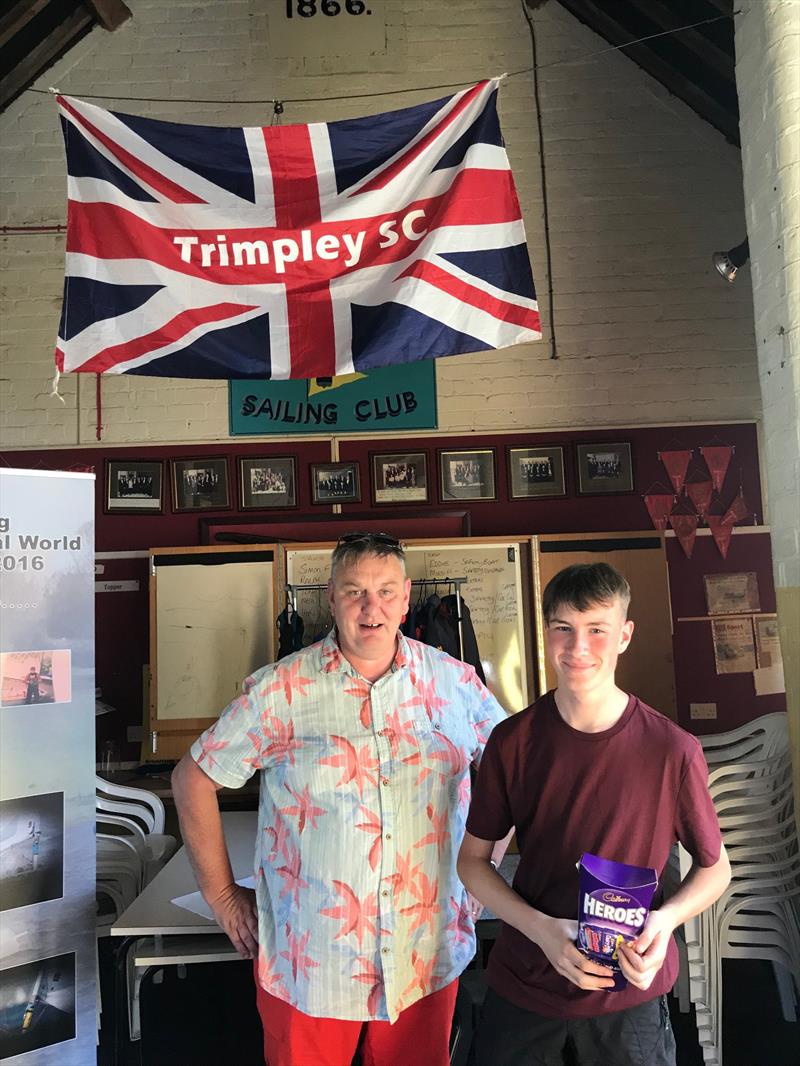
[335,531,401,549]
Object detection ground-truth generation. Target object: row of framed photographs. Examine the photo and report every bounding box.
[106,443,633,514]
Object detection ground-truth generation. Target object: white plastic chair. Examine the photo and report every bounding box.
[95,786,177,882]
[700,713,789,765]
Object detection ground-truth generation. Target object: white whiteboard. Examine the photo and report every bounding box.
[286,540,528,713]
[154,557,274,722]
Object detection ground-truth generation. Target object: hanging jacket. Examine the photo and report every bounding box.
[276,607,305,659]
[417,593,485,683]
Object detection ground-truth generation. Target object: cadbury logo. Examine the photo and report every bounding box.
[602,892,631,905]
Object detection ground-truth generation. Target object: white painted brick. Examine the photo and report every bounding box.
[0,0,769,451]
[736,1,800,585]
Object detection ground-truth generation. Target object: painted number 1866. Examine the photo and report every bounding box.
[286,0,371,16]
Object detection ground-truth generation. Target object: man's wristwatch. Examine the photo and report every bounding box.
[489,859,498,871]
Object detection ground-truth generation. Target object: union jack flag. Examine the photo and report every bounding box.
[56,80,540,380]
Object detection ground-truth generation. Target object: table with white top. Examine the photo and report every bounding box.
[108,810,517,1064]
[109,811,258,1065]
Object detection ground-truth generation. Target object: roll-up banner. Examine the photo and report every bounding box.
[0,469,96,1065]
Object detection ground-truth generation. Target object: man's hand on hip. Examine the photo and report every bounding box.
[209,882,259,959]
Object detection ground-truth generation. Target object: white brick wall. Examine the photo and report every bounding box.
[0,0,758,448]
[735,0,800,590]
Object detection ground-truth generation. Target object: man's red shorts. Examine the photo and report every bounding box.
[253,964,458,1066]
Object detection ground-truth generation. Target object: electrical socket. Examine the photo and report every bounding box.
[690,702,717,720]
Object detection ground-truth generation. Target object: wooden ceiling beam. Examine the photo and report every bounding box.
[556,0,740,145]
[83,0,132,32]
[704,0,734,16]
[0,7,93,111]
[0,0,50,51]
[623,0,734,80]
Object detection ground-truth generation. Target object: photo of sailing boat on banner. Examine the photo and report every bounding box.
[0,952,75,1059]
[0,792,64,913]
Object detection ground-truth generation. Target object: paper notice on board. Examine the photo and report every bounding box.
[704,572,761,615]
[753,663,785,696]
[711,617,756,674]
[754,615,782,669]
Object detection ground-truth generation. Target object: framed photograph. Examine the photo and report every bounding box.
[704,572,761,615]
[171,457,230,512]
[439,449,496,502]
[371,452,429,505]
[239,456,297,510]
[575,442,634,494]
[508,445,566,499]
[311,462,361,504]
[105,459,163,514]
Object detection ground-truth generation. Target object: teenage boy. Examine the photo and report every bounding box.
[458,563,730,1066]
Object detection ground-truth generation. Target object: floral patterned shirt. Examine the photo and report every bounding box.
[191,630,506,1022]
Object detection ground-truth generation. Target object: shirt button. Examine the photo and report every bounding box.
[381,777,390,786]
[385,833,392,841]
[433,723,441,731]
[382,947,390,955]
[377,729,384,736]
[382,890,389,898]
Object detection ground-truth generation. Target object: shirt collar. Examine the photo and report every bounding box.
[316,627,412,678]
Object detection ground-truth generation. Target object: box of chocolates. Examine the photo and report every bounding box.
[577,852,658,991]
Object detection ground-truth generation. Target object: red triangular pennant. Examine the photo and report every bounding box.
[699,444,733,493]
[686,478,713,518]
[706,514,733,558]
[722,489,750,527]
[669,510,698,558]
[643,483,675,531]
[659,449,693,495]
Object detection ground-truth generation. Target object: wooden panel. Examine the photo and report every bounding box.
[146,545,277,762]
[531,531,676,719]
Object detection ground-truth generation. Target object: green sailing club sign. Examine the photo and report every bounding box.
[229,362,437,436]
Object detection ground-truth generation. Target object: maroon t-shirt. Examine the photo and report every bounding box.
[466,691,721,1018]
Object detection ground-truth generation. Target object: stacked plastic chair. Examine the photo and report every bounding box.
[678,714,797,1065]
[96,776,177,889]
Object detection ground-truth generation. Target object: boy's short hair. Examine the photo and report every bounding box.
[542,563,631,621]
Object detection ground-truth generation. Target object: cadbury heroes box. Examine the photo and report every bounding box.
[576,852,658,990]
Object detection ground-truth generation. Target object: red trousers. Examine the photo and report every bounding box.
[253,966,458,1066]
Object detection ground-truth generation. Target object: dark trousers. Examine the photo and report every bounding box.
[472,987,676,1066]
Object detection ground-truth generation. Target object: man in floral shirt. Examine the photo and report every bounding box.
[172,532,508,1066]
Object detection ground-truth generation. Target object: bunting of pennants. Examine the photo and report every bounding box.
[643,484,675,531]
[642,440,751,558]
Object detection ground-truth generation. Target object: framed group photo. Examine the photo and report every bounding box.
[439,448,496,502]
[311,462,361,504]
[171,457,231,512]
[508,445,566,499]
[239,456,296,510]
[371,452,429,505]
[105,459,163,514]
[575,442,634,494]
